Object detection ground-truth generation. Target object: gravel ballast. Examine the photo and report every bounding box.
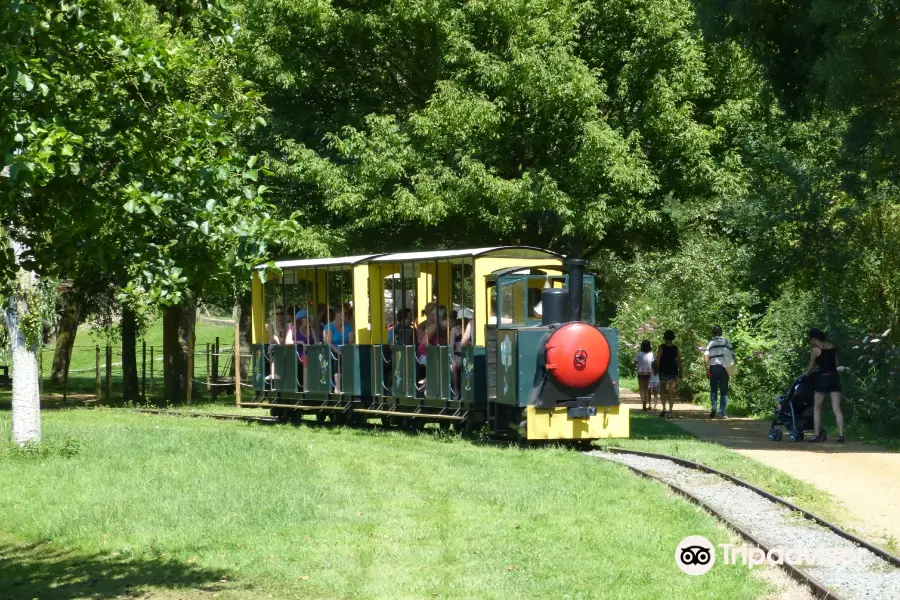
[588,451,900,600]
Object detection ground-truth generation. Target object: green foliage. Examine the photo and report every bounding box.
[1,0,311,324]
[234,0,776,254]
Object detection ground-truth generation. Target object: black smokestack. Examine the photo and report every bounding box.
[568,258,584,322]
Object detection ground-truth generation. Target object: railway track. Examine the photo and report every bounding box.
[134,408,282,424]
[590,448,900,600]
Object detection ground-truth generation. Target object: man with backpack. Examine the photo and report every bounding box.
[704,325,736,419]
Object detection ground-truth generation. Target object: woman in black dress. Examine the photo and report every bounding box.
[654,330,682,419]
[806,328,845,443]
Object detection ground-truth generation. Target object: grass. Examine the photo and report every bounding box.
[0,409,773,600]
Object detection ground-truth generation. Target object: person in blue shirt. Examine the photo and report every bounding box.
[324,307,354,394]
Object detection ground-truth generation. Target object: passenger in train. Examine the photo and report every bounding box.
[267,305,288,345]
[324,306,354,394]
[294,310,316,389]
[316,303,329,337]
[415,303,436,391]
[265,305,289,382]
[389,308,415,346]
[450,312,473,399]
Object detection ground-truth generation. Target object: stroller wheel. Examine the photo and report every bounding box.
[774,429,783,441]
[768,427,779,441]
[790,429,803,442]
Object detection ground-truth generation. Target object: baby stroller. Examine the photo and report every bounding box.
[768,373,824,442]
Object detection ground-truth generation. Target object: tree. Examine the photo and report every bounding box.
[233,0,769,257]
[1,0,306,428]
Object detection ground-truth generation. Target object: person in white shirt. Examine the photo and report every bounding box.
[703,325,735,418]
[635,340,655,411]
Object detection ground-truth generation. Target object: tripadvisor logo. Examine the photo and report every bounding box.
[675,536,716,575]
[675,536,865,575]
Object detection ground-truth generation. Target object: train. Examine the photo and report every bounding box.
[244,246,630,441]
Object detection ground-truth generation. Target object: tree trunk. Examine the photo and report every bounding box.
[180,300,196,403]
[4,242,41,445]
[50,290,82,385]
[161,300,196,406]
[162,304,184,406]
[121,307,139,401]
[239,290,251,379]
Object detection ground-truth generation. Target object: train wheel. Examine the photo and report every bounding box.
[316,412,328,424]
[332,412,348,426]
[438,421,452,433]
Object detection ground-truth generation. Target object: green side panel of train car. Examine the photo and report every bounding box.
[391,345,416,399]
[495,328,518,405]
[371,345,386,397]
[251,344,266,392]
[460,346,476,406]
[340,345,372,397]
[273,345,298,392]
[473,346,487,405]
[425,346,452,400]
[515,328,548,407]
[306,344,331,394]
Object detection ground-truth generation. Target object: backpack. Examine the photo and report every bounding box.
[722,342,737,377]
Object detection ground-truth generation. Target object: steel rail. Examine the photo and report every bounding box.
[134,409,281,424]
[606,447,900,569]
[594,450,842,599]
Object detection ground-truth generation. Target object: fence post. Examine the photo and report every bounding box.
[150,346,154,392]
[205,343,211,392]
[234,305,241,405]
[142,341,146,403]
[212,336,219,402]
[95,345,101,400]
[105,345,112,400]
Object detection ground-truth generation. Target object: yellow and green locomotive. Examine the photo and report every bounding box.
[244,247,630,441]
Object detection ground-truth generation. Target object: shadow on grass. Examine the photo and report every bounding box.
[0,539,237,600]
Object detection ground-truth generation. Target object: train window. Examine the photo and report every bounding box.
[499,278,525,325]
[487,283,497,325]
[582,278,596,323]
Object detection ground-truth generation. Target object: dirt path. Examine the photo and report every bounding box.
[621,393,900,545]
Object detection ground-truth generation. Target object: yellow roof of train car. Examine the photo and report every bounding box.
[253,247,561,271]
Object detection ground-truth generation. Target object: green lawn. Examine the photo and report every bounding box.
[0,410,772,600]
[21,319,236,397]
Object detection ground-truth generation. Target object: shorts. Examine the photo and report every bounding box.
[814,372,842,393]
[637,372,651,381]
[659,372,679,382]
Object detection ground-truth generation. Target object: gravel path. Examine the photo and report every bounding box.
[588,451,900,600]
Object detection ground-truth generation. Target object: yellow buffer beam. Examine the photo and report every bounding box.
[525,406,630,440]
